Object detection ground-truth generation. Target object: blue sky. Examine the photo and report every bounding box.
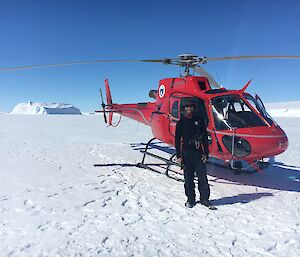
[0,0,300,112]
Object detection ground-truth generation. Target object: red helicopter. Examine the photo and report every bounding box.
[97,54,300,174]
[2,53,299,174]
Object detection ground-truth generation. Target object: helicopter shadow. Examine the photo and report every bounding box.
[130,141,175,155]
[207,162,300,193]
[130,142,300,193]
[93,163,185,182]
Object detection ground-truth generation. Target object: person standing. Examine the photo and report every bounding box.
[175,101,211,208]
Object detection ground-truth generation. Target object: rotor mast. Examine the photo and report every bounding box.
[161,54,206,76]
[177,54,204,76]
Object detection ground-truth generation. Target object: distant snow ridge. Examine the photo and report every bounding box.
[265,101,300,118]
[11,102,81,115]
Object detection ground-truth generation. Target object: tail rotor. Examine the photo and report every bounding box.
[100,88,107,124]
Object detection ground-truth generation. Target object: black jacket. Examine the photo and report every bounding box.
[175,116,209,158]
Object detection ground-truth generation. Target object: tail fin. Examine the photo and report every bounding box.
[105,79,113,106]
[104,79,113,126]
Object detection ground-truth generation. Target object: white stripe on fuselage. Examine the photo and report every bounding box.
[114,107,151,125]
[207,129,287,138]
[169,122,286,138]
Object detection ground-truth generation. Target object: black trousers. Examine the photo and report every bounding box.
[182,149,210,202]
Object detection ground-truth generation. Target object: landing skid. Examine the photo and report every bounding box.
[208,158,271,175]
[135,138,271,177]
[135,138,183,180]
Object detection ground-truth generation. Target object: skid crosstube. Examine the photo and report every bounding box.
[136,138,183,178]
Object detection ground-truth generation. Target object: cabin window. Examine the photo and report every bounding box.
[211,95,266,130]
[171,101,179,118]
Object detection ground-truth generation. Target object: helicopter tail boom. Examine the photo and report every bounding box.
[103,79,155,126]
[106,103,155,126]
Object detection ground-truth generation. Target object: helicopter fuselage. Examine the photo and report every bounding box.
[105,76,288,164]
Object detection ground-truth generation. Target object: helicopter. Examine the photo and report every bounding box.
[96,54,300,174]
[2,53,300,174]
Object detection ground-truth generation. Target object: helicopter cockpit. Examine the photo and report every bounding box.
[211,95,268,130]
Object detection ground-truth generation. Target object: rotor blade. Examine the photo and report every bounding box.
[205,55,300,62]
[0,59,167,72]
[194,66,221,88]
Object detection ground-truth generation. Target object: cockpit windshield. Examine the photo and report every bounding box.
[243,93,276,126]
[211,95,267,130]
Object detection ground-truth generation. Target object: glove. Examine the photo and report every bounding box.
[177,157,184,169]
[201,154,208,163]
[177,157,183,165]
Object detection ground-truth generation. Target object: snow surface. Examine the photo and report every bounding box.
[265,101,300,117]
[11,102,81,115]
[0,114,299,257]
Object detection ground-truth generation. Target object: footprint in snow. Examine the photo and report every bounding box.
[24,199,34,206]
[47,193,59,198]
[0,196,9,201]
[82,200,96,207]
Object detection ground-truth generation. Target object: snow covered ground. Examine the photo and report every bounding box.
[0,114,299,257]
[265,101,300,117]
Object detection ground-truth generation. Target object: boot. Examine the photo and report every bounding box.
[199,199,212,207]
[185,201,195,208]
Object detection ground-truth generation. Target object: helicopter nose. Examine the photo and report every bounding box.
[255,128,288,157]
[225,126,289,160]
[277,132,289,151]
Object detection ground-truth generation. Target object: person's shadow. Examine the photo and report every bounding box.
[209,192,274,206]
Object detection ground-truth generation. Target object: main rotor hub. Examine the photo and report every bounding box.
[168,54,206,76]
[177,54,206,66]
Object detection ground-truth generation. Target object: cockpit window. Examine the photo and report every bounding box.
[211,95,266,130]
[243,93,276,126]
